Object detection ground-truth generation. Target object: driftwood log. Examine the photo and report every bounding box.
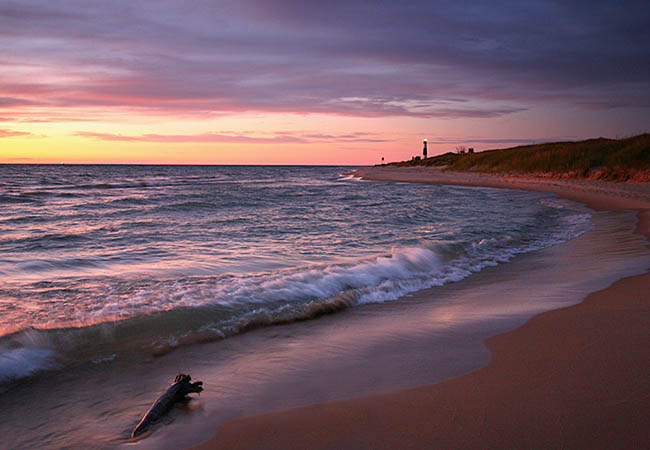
[131,373,203,438]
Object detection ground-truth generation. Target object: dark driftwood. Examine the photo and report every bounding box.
[131,373,203,438]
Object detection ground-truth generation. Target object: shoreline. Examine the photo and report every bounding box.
[197,167,650,449]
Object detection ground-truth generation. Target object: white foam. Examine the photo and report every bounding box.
[1,193,595,365]
[91,354,116,364]
[0,197,596,384]
[337,172,364,181]
[80,204,592,321]
[0,347,56,384]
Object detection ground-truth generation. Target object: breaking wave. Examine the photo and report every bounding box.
[0,207,591,384]
[0,164,598,385]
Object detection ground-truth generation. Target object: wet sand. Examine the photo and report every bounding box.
[197,167,650,450]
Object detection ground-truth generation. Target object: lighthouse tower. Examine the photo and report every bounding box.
[423,139,428,159]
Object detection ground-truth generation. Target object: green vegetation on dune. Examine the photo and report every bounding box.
[389,152,463,168]
[387,134,650,181]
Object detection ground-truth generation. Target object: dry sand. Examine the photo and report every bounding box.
[196,167,650,450]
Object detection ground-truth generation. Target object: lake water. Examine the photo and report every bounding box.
[2,164,648,449]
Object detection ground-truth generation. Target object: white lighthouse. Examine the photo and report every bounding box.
[423,139,428,159]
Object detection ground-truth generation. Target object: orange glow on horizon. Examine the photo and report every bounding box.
[2,104,639,165]
[0,109,444,165]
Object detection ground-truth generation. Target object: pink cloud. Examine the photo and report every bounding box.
[0,128,32,138]
[74,130,390,144]
[75,131,307,144]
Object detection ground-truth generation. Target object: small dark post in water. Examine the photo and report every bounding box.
[423,139,428,159]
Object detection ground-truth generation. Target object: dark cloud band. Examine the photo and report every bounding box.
[1,0,649,119]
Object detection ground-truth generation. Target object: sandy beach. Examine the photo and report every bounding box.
[5,2,649,448]
[197,167,650,450]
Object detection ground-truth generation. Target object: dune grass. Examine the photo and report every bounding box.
[388,134,650,181]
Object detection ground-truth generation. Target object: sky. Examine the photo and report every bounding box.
[1,0,649,164]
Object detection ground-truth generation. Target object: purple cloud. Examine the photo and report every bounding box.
[1,0,648,121]
[426,136,579,146]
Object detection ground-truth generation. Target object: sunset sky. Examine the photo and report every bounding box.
[1,0,649,164]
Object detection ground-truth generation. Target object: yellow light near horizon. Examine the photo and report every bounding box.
[2,108,523,164]
[0,111,409,164]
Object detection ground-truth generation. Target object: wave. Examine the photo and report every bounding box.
[0,339,56,386]
[337,172,364,181]
[0,194,43,204]
[0,208,592,384]
[48,178,230,192]
[156,201,217,210]
[0,214,50,225]
[1,232,92,253]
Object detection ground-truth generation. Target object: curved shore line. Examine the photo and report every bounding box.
[196,167,650,450]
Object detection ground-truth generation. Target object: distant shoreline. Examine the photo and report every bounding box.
[198,166,650,449]
[383,133,650,183]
